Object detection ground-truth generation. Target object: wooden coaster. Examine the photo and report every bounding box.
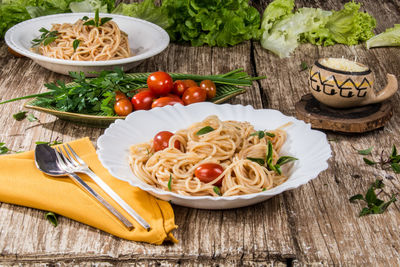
[295,94,393,133]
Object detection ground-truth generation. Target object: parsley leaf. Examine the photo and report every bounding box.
[168,174,172,191]
[13,111,27,121]
[0,142,9,154]
[31,27,59,47]
[196,126,214,136]
[45,212,58,227]
[357,146,373,155]
[250,130,275,139]
[213,186,221,196]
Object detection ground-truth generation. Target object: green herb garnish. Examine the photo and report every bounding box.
[250,130,275,139]
[27,113,38,122]
[83,9,112,27]
[32,27,59,47]
[196,126,215,136]
[13,111,27,121]
[363,158,377,165]
[73,39,80,52]
[358,146,373,155]
[45,212,58,227]
[349,179,397,217]
[213,186,221,196]
[247,140,297,175]
[168,174,172,191]
[300,62,309,71]
[35,139,62,146]
[0,143,9,154]
[262,188,266,191]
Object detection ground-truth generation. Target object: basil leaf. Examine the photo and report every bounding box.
[265,132,275,138]
[363,158,377,165]
[27,113,38,122]
[168,174,172,191]
[274,165,282,175]
[349,194,364,203]
[13,111,27,121]
[45,212,58,227]
[73,39,80,52]
[357,146,373,155]
[0,143,9,154]
[81,16,89,21]
[43,36,57,46]
[100,17,113,26]
[359,207,371,217]
[39,27,48,33]
[276,156,298,166]
[213,186,221,196]
[391,163,400,173]
[365,186,377,204]
[196,126,214,136]
[247,157,265,166]
[83,20,95,26]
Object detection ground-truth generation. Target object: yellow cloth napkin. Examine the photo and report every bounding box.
[0,137,177,244]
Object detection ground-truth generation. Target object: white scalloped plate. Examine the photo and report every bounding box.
[5,13,169,76]
[97,103,331,209]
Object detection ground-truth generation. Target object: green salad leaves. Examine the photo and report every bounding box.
[366,24,400,49]
[261,0,376,58]
[113,0,261,47]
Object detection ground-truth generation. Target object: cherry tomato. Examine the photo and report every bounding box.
[131,90,156,110]
[114,98,133,116]
[115,91,128,101]
[166,93,182,100]
[153,131,180,152]
[195,163,224,186]
[182,86,207,105]
[200,80,217,99]
[152,97,184,108]
[172,80,187,96]
[183,80,198,88]
[147,71,173,96]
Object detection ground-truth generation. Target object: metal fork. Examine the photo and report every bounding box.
[56,144,151,231]
[54,148,134,230]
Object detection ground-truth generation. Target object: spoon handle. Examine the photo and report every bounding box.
[67,172,134,230]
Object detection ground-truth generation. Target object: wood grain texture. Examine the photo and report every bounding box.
[1,0,400,266]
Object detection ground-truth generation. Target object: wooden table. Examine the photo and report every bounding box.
[1,1,400,265]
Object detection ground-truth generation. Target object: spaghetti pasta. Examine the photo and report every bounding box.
[37,18,131,61]
[129,115,294,197]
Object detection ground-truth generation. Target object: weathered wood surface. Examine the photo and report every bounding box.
[0,0,400,266]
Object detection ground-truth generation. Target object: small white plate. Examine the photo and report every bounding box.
[5,13,169,76]
[97,103,332,209]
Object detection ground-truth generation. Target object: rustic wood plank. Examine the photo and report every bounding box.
[254,0,400,265]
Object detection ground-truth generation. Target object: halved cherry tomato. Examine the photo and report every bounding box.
[183,80,198,88]
[114,98,133,116]
[182,86,207,105]
[172,80,187,96]
[153,131,180,152]
[152,97,184,108]
[147,71,173,96]
[200,80,217,99]
[195,163,224,186]
[115,91,128,101]
[131,90,156,110]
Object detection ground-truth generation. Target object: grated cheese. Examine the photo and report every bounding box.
[320,58,368,72]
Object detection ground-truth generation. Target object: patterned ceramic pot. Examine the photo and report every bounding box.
[309,58,398,108]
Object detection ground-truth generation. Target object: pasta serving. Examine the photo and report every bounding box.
[36,17,131,61]
[129,115,296,197]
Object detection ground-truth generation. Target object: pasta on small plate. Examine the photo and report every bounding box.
[5,13,169,76]
[97,103,331,209]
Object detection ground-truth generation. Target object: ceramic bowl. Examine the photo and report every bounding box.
[97,103,332,210]
[5,13,170,76]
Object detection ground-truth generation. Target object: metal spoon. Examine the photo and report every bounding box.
[34,144,134,230]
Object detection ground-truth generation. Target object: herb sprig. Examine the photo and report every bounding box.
[247,140,297,175]
[250,130,275,139]
[356,145,400,173]
[82,9,112,27]
[349,179,397,216]
[32,27,59,47]
[196,126,214,136]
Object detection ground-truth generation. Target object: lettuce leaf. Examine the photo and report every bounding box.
[261,0,376,58]
[366,24,400,49]
[112,0,171,30]
[162,0,261,47]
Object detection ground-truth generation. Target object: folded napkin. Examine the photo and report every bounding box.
[0,137,177,244]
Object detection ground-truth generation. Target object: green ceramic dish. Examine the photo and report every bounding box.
[24,81,247,128]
